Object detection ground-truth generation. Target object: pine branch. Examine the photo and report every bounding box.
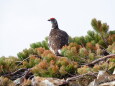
[100,34,108,47]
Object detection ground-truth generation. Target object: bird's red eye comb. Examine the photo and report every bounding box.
[50,18,55,20]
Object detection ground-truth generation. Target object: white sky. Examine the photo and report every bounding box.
[0,0,115,57]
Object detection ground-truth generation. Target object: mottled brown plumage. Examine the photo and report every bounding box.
[48,18,69,56]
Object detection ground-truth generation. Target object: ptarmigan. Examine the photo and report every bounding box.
[48,18,69,56]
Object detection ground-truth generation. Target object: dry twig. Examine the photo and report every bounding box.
[86,54,115,67]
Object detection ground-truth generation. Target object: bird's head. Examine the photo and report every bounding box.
[48,18,57,23]
[48,18,56,21]
[48,18,58,29]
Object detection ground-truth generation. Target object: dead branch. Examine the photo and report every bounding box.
[86,54,115,67]
[17,55,41,66]
[3,68,27,77]
[17,57,30,66]
[2,68,33,80]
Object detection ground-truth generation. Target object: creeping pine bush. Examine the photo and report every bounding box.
[0,18,114,79]
[0,56,20,74]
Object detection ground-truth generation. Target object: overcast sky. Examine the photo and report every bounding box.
[0,0,115,57]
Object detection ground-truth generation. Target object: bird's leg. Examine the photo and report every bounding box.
[55,50,62,56]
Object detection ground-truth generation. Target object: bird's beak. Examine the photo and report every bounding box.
[48,19,50,21]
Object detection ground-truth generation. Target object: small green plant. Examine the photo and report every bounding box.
[31,57,78,78]
[30,37,49,49]
[107,42,115,54]
[0,56,20,74]
[0,77,14,86]
[17,48,37,60]
[91,18,109,47]
[61,43,82,62]
[77,66,92,74]
[21,55,41,68]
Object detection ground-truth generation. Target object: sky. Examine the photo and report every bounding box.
[0,0,115,57]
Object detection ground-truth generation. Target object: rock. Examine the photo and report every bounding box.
[31,76,66,86]
[13,77,24,85]
[99,81,115,86]
[97,70,109,79]
[88,70,115,86]
[88,70,109,86]
[40,80,55,86]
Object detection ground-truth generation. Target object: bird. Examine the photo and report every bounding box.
[48,18,69,56]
